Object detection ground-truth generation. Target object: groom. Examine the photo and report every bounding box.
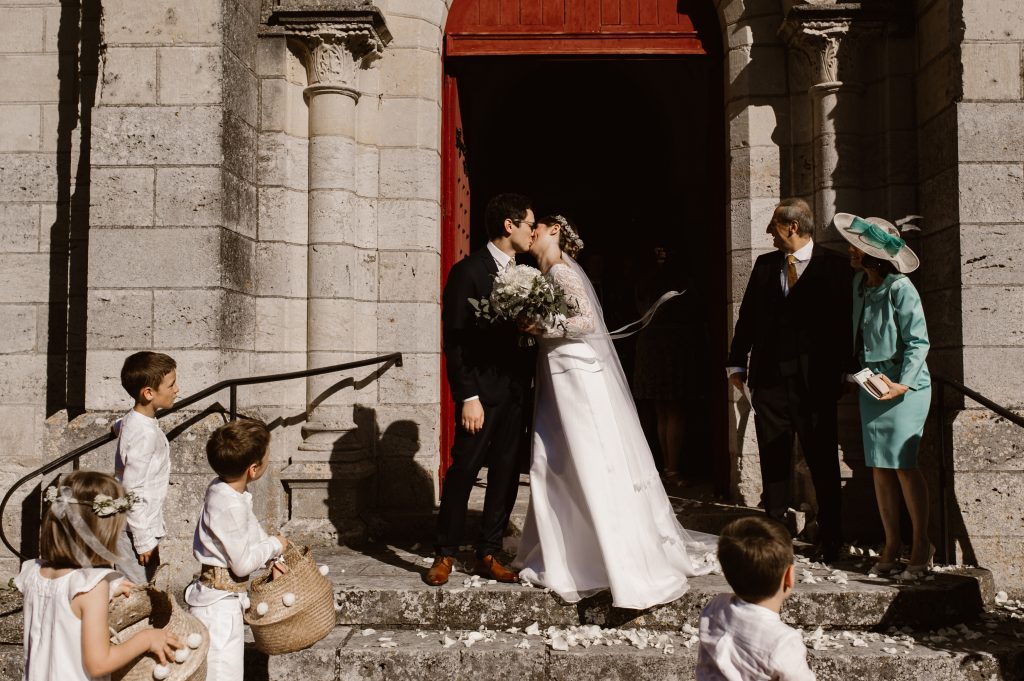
[426,193,537,586]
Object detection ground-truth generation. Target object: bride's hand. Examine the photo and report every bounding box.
[518,316,542,335]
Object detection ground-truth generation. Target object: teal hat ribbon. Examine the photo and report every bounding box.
[849,216,905,257]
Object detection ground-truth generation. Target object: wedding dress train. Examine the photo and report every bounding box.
[514,259,717,610]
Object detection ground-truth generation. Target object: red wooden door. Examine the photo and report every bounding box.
[439,71,472,487]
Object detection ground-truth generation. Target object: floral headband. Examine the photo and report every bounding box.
[44,485,137,517]
[43,485,136,568]
[552,215,585,255]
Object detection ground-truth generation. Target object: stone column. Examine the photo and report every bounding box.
[781,16,876,240]
[269,9,390,544]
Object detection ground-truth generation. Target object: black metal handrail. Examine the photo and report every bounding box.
[934,372,1023,564]
[0,352,403,560]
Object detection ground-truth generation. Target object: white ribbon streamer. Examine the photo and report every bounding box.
[49,487,124,567]
[604,290,686,340]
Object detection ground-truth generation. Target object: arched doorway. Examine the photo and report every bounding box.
[439,0,728,493]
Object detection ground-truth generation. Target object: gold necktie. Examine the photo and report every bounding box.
[786,254,799,290]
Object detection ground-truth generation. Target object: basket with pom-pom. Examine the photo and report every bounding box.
[243,545,336,654]
[108,586,209,681]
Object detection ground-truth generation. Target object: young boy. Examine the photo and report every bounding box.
[114,351,179,584]
[697,516,815,681]
[185,419,288,681]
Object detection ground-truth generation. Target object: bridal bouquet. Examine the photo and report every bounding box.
[469,264,576,344]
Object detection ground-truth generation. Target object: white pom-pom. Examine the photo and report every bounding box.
[174,648,189,664]
[240,595,251,610]
[153,664,170,680]
[282,592,296,607]
[186,632,202,649]
[319,564,329,576]
[256,601,269,616]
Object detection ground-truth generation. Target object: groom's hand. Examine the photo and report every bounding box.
[461,400,485,434]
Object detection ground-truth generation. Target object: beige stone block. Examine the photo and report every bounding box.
[386,14,442,50]
[221,289,256,351]
[0,104,41,152]
[726,14,782,49]
[917,0,953,67]
[959,163,1024,223]
[224,50,258,127]
[254,241,306,297]
[308,189,359,244]
[379,250,439,302]
[258,132,308,191]
[85,349,224,411]
[963,0,1024,40]
[308,90,356,137]
[223,170,257,239]
[155,167,222,226]
[727,45,786,98]
[102,0,221,45]
[964,535,1024,593]
[38,203,55,251]
[256,36,288,78]
[377,352,439,405]
[87,289,153,349]
[958,103,1024,163]
[377,302,439,353]
[0,54,60,102]
[354,145,379,198]
[220,228,256,293]
[962,42,1023,101]
[286,80,309,138]
[963,345,1024,408]
[728,101,781,149]
[43,5,62,53]
[379,147,440,201]
[730,145,780,199]
[380,48,441,100]
[0,254,47,303]
[258,186,307,244]
[304,350,380,406]
[307,244,378,300]
[99,48,157,105]
[0,305,37,353]
[90,167,154,226]
[223,0,258,70]
[308,136,357,191]
[0,8,45,51]
[0,353,45,403]
[306,298,378,353]
[255,296,306,353]
[223,112,257,183]
[153,288,221,349]
[0,203,39,252]
[40,103,79,156]
[919,165,959,231]
[378,97,441,150]
[728,197,777,252]
[245,351,306,408]
[377,198,439,251]
[960,223,1024,286]
[157,46,221,105]
[962,285,1024,346]
[93,106,222,166]
[89,227,222,288]
[260,78,288,132]
[916,51,957,123]
[0,405,42,468]
[720,0,779,25]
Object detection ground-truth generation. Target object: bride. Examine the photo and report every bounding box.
[513,215,717,610]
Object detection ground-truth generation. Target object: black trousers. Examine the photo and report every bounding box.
[751,378,843,546]
[435,391,525,557]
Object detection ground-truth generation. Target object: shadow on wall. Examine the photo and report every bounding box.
[47,0,100,419]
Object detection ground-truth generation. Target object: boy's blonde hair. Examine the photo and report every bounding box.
[717,516,794,603]
[40,470,127,568]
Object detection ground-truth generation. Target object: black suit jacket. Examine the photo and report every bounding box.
[727,244,852,400]
[442,247,533,406]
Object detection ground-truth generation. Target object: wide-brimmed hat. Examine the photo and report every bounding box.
[833,213,919,274]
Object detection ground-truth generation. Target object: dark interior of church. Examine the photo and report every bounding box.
[450,56,729,488]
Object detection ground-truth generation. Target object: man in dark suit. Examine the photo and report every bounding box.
[727,198,852,562]
[426,193,537,586]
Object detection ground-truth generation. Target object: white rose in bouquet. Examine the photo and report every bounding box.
[469,264,576,345]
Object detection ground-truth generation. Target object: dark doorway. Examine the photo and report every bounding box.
[448,57,728,489]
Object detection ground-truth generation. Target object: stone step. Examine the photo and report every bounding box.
[242,625,1024,681]
[322,545,993,632]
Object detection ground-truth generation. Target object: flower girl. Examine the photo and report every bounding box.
[15,470,181,680]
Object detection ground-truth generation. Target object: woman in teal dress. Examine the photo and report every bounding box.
[834,213,932,579]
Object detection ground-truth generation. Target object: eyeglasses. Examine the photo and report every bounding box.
[517,220,536,229]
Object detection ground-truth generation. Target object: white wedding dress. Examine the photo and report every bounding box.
[514,259,717,609]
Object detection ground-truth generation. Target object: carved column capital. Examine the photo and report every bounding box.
[267,7,392,96]
[780,19,855,86]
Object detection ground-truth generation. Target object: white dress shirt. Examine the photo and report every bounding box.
[185,479,283,607]
[697,593,816,681]
[114,409,170,554]
[464,242,515,404]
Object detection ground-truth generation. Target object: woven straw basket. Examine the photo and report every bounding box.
[108,586,209,681]
[243,545,336,655]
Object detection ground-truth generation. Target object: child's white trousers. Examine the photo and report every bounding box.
[189,595,244,681]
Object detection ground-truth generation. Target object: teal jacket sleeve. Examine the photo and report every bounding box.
[891,279,930,389]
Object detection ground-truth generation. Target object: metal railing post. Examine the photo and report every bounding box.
[229,385,237,421]
[937,380,950,565]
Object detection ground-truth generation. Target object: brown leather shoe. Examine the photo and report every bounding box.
[476,554,519,583]
[425,556,454,586]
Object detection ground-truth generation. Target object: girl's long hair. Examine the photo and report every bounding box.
[39,470,127,568]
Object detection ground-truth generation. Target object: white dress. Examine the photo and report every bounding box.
[515,261,717,609]
[15,560,123,681]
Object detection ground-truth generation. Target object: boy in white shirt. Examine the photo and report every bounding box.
[114,351,179,584]
[185,418,288,681]
[698,516,815,681]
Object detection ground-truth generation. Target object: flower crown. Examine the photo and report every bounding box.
[44,485,138,517]
[552,215,584,256]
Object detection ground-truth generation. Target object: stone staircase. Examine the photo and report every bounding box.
[0,487,1022,680]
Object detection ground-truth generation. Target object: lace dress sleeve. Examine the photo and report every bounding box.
[544,265,595,338]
